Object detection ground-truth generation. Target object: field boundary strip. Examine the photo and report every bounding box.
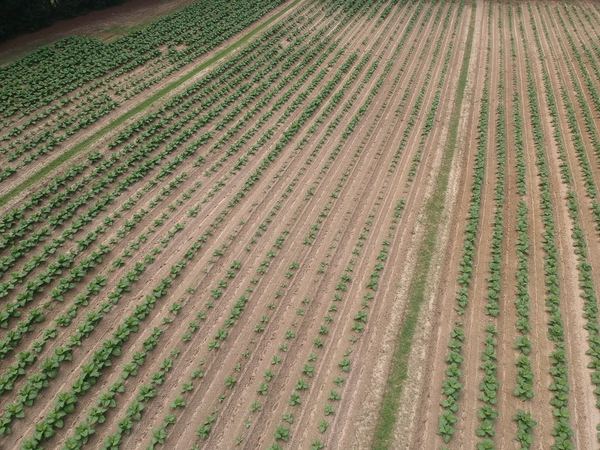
[370,1,476,448]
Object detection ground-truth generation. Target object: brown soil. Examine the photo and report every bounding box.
[0,0,198,65]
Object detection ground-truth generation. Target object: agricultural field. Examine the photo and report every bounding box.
[0,0,600,448]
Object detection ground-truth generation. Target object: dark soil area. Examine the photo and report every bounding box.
[0,0,197,65]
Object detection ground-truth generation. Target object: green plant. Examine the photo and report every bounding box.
[274,425,290,442]
[250,401,261,412]
[170,396,186,409]
[225,376,237,389]
[318,419,329,433]
[289,391,301,406]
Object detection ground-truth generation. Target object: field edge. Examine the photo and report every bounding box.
[370,2,476,448]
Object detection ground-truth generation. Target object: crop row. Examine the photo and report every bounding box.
[9,0,394,444]
[532,3,600,439]
[504,12,536,437]
[518,5,573,448]
[0,0,360,442]
[476,7,506,446]
[508,6,534,410]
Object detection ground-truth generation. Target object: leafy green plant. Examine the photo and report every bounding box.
[289,391,301,406]
[317,419,329,433]
[274,425,290,441]
[250,401,261,412]
[225,376,237,389]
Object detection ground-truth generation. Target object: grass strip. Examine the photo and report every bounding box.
[0,0,300,209]
[371,2,476,448]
